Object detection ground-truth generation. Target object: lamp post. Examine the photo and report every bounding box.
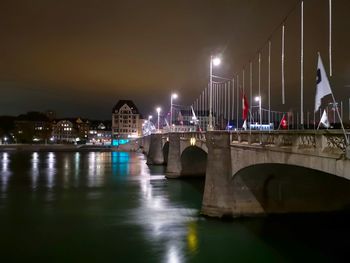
[209,56,221,131]
[255,96,262,130]
[156,107,161,133]
[170,93,178,131]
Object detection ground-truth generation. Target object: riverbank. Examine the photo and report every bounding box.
[0,144,140,152]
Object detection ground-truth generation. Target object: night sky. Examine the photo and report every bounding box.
[1,0,349,119]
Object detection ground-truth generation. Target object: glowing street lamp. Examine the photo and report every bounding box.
[170,93,178,131]
[255,96,262,129]
[156,107,161,133]
[209,55,221,131]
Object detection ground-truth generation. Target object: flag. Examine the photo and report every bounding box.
[315,54,332,112]
[191,106,198,124]
[177,111,183,125]
[319,109,330,128]
[242,94,249,120]
[242,120,247,130]
[279,114,288,129]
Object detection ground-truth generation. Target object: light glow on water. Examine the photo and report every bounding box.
[46,152,56,191]
[31,152,39,190]
[1,153,10,193]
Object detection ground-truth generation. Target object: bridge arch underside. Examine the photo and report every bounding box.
[231,163,350,216]
[180,146,207,177]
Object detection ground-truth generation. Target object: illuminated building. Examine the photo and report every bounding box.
[112,100,144,140]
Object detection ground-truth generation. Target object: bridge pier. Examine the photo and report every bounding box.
[141,135,151,155]
[202,132,248,217]
[146,134,164,165]
[166,133,182,178]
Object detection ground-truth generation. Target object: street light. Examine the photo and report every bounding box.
[170,93,178,131]
[209,55,221,131]
[255,96,262,129]
[156,107,161,133]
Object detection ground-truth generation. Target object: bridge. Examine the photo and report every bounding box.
[141,131,350,218]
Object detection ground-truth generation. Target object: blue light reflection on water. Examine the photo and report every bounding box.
[112,151,130,176]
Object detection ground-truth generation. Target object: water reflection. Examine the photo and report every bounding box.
[1,153,11,194]
[111,152,130,176]
[74,152,80,187]
[187,222,198,253]
[87,152,105,187]
[63,155,70,188]
[46,152,55,189]
[166,245,182,263]
[132,161,198,262]
[31,152,39,190]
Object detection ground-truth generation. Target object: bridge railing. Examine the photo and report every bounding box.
[230,130,348,153]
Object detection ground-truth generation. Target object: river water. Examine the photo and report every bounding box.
[0,151,349,262]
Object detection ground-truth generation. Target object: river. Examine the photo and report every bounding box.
[0,151,349,262]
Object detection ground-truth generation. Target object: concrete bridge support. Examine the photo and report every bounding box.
[146,134,164,165]
[202,132,238,217]
[141,136,151,155]
[166,133,182,178]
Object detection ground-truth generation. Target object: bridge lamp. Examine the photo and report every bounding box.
[190,137,196,146]
[209,55,222,131]
[156,107,161,133]
[170,93,178,130]
[212,57,221,66]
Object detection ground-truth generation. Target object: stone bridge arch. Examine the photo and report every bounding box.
[230,144,350,180]
[202,131,350,218]
[180,146,207,176]
[165,132,207,178]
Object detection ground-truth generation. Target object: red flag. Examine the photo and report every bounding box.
[242,94,249,120]
[280,114,288,129]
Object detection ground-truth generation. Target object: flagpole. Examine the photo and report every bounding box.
[232,77,235,128]
[250,61,253,129]
[317,114,321,130]
[300,1,304,129]
[258,52,261,129]
[329,0,333,77]
[330,92,349,145]
[268,40,271,127]
[237,74,239,130]
[282,24,285,105]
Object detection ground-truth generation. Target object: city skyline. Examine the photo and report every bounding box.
[1,0,350,119]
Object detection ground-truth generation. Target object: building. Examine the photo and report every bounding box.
[112,100,143,140]
[52,118,90,143]
[88,121,112,145]
[14,112,52,143]
[52,120,75,143]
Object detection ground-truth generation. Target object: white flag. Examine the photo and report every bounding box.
[315,54,332,112]
[319,109,330,128]
[242,120,247,130]
[191,106,198,123]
